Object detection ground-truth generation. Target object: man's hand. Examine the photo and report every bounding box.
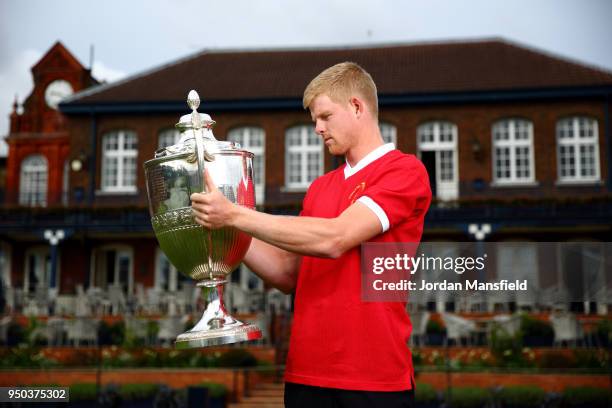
[190,169,236,229]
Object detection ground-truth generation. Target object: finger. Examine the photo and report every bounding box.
[203,168,217,193]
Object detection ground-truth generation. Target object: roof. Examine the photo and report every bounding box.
[63,38,612,109]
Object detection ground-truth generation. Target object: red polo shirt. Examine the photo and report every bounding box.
[284,144,432,391]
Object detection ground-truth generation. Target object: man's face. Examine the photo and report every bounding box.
[310,94,356,156]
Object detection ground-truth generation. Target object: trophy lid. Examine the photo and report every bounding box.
[176,90,217,132]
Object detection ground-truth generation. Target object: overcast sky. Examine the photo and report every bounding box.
[1,0,612,156]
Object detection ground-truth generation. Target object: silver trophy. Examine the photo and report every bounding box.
[144,90,262,348]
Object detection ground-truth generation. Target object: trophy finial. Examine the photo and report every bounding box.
[187,90,200,111]
[187,90,202,129]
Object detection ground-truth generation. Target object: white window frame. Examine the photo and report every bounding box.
[379,122,397,146]
[90,245,134,294]
[158,128,180,149]
[154,249,189,292]
[19,154,48,207]
[556,117,601,184]
[417,121,459,201]
[228,126,266,204]
[285,125,323,191]
[491,119,536,185]
[101,130,138,193]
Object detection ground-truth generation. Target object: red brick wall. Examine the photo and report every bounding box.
[64,97,610,209]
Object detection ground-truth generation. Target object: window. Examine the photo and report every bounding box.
[0,243,12,288]
[24,248,52,293]
[228,127,266,204]
[101,130,138,192]
[379,122,397,145]
[492,119,535,184]
[158,128,180,149]
[285,125,323,189]
[91,246,133,293]
[155,249,188,292]
[417,121,458,201]
[556,117,600,183]
[19,155,48,206]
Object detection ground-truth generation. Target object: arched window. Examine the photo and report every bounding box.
[285,125,322,189]
[228,127,266,204]
[158,128,180,149]
[19,154,48,206]
[492,119,535,184]
[556,117,600,182]
[101,130,138,192]
[379,122,397,145]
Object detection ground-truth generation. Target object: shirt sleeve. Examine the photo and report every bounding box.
[358,155,431,232]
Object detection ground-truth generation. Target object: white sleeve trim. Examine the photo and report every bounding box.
[357,195,390,233]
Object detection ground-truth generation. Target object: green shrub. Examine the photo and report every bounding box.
[521,315,554,339]
[118,383,160,401]
[426,319,446,335]
[447,387,491,408]
[69,383,98,401]
[197,382,228,398]
[497,385,546,408]
[415,382,437,403]
[562,386,611,408]
[217,348,257,367]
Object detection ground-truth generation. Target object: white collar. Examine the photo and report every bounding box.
[343,143,395,179]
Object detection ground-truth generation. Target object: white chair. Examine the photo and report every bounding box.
[146,288,164,315]
[550,312,584,347]
[108,284,127,315]
[409,311,430,346]
[441,312,477,346]
[45,317,67,346]
[157,316,184,345]
[67,317,98,346]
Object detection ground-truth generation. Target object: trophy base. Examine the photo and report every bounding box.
[175,320,262,348]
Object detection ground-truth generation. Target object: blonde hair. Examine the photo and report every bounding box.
[303,62,378,118]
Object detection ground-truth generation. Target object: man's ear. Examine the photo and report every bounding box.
[349,96,365,118]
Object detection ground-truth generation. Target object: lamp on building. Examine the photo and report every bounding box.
[471,138,483,161]
[70,151,87,172]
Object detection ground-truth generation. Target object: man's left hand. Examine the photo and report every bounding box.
[190,169,236,229]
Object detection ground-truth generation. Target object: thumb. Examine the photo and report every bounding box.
[203,168,217,193]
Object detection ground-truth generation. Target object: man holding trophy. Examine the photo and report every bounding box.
[190,62,431,408]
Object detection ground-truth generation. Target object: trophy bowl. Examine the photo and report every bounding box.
[144,90,262,348]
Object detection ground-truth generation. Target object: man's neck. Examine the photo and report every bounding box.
[345,140,385,167]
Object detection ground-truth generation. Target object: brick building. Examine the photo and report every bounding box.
[1,39,611,316]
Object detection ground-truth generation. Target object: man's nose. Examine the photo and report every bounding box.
[315,121,325,136]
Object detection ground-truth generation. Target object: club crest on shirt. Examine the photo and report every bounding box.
[348,182,366,204]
